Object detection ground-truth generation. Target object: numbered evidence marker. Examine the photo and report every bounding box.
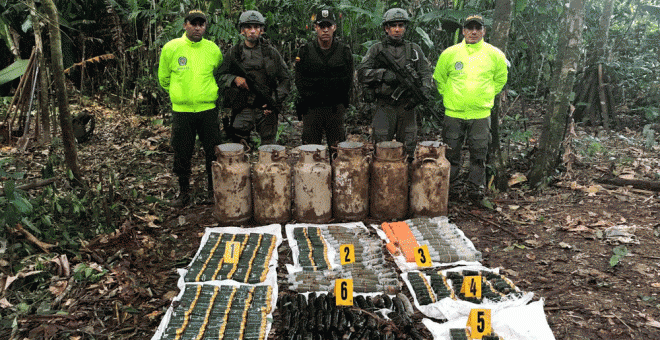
[466,308,492,339]
[334,279,353,306]
[340,244,355,265]
[414,245,432,267]
[223,241,241,264]
[460,275,482,299]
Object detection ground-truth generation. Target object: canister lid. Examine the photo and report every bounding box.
[418,141,442,148]
[376,141,403,149]
[216,143,244,154]
[259,144,286,153]
[337,141,363,149]
[298,144,327,152]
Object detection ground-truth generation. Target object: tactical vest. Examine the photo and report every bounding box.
[297,39,352,107]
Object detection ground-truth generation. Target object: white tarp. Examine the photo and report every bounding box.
[423,299,556,340]
[151,224,282,340]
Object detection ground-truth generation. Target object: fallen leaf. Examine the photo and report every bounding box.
[652,283,660,288]
[146,310,162,319]
[524,239,541,247]
[568,225,592,232]
[526,253,536,261]
[647,319,660,329]
[583,185,604,196]
[49,280,68,297]
[508,173,527,187]
[163,290,179,300]
[559,242,573,249]
[0,298,12,308]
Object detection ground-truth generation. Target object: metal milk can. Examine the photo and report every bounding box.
[253,144,291,225]
[410,141,451,217]
[370,141,408,220]
[293,144,332,223]
[332,141,370,221]
[212,143,252,224]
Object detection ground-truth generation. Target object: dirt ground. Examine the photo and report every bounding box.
[2,97,660,339]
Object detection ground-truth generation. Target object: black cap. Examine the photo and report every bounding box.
[314,8,336,25]
[463,15,484,27]
[185,10,207,23]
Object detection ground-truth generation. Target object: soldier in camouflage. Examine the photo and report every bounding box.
[357,8,434,157]
[217,10,291,146]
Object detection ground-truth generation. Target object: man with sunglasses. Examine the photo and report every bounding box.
[433,15,508,203]
[295,8,354,148]
[217,10,290,146]
[358,7,434,157]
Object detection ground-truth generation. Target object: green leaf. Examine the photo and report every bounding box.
[144,195,159,203]
[0,59,29,86]
[10,171,25,180]
[11,197,32,214]
[415,27,434,49]
[613,245,628,256]
[21,218,40,235]
[609,254,620,267]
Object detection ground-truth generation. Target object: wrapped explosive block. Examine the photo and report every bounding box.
[184,232,276,284]
[158,284,273,340]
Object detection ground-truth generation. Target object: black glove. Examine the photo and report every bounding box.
[382,70,398,84]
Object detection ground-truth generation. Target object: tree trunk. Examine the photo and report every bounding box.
[43,0,84,185]
[30,0,51,142]
[528,0,584,188]
[597,0,614,63]
[488,0,514,191]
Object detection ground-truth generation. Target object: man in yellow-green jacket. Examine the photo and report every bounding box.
[158,10,223,207]
[433,14,508,202]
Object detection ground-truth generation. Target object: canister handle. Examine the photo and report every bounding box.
[266,162,289,172]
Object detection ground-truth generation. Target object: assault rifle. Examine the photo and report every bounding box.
[223,60,294,126]
[226,60,279,112]
[375,50,443,125]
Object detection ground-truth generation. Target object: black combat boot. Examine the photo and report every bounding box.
[170,176,191,208]
[201,171,215,205]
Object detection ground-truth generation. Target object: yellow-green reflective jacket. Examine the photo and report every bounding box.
[433,39,508,120]
[158,34,223,112]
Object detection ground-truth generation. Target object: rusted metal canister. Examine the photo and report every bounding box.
[293,144,332,223]
[253,144,291,225]
[212,143,252,224]
[332,141,370,221]
[370,141,408,220]
[410,141,451,217]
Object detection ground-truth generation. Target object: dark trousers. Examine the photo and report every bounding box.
[301,104,346,148]
[171,109,222,190]
[372,100,417,156]
[442,115,491,193]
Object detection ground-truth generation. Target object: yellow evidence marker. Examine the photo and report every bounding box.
[414,245,433,267]
[334,279,354,306]
[340,244,355,265]
[466,308,492,339]
[461,275,482,299]
[223,241,241,264]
